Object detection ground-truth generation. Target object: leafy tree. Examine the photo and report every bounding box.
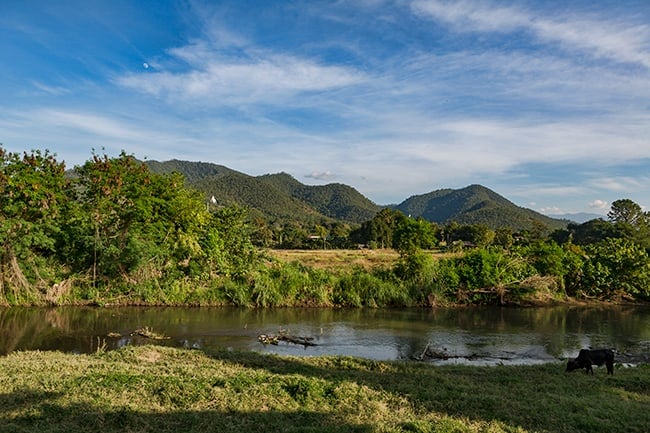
[0,148,70,298]
[607,199,650,249]
[522,241,567,280]
[394,217,439,253]
[443,222,494,248]
[350,208,406,248]
[567,219,618,245]
[278,222,309,249]
[580,238,650,300]
[328,221,353,248]
[70,152,213,284]
[493,227,514,249]
[608,199,646,226]
[206,205,257,279]
[250,216,274,248]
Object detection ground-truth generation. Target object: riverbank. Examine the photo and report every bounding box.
[2,246,647,308]
[1,345,648,433]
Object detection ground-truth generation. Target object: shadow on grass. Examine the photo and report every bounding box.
[1,348,648,433]
[0,393,372,433]
[205,349,650,433]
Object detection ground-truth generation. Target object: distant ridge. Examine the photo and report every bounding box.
[146,159,241,183]
[394,184,566,230]
[547,212,603,224]
[258,173,380,223]
[145,160,567,229]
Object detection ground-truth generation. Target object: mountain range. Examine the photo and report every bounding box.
[146,159,569,230]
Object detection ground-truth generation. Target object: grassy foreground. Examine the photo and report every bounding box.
[1,346,648,433]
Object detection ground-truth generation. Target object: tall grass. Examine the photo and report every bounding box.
[3,248,576,307]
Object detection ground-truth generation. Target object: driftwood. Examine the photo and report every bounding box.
[128,327,170,340]
[258,332,317,348]
[414,344,512,362]
[414,344,479,361]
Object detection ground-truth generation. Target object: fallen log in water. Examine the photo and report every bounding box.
[414,344,478,361]
[258,332,317,348]
[414,344,512,362]
[129,327,170,340]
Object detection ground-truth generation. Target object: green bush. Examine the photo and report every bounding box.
[333,267,406,307]
[579,238,650,299]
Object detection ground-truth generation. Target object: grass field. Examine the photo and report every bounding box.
[266,248,400,270]
[1,345,648,432]
[266,249,456,271]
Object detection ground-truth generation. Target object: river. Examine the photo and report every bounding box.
[1,305,649,365]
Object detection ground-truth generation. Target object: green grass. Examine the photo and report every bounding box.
[1,346,648,432]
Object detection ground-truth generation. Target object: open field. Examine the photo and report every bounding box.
[266,249,455,270]
[266,248,400,270]
[1,345,648,432]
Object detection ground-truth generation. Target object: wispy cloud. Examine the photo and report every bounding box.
[2,0,648,212]
[589,200,609,211]
[411,0,650,68]
[304,171,336,181]
[116,42,366,106]
[31,81,70,96]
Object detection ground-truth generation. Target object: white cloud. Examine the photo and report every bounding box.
[117,43,366,105]
[589,200,609,210]
[411,0,650,68]
[411,0,529,32]
[305,171,336,181]
[32,81,70,96]
[0,108,207,166]
[589,176,649,193]
[539,206,564,215]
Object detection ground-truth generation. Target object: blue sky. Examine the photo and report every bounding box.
[1,0,649,216]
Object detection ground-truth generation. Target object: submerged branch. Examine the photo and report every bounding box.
[258,331,317,348]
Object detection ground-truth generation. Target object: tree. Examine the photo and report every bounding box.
[493,227,514,249]
[568,219,618,245]
[0,148,70,299]
[607,199,649,249]
[71,152,212,284]
[394,217,438,253]
[206,205,257,279]
[442,223,494,248]
[608,199,646,226]
[350,208,406,249]
[580,238,650,300]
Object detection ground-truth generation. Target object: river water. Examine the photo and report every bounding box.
[1,306,649,365]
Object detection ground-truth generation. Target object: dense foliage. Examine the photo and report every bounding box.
[1,147,648,306]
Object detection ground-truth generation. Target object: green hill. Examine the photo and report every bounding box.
[259,173,381,222]
[144,160,567,230]
[145,159,240,184]
[395,184,566,230]
[194,172,326,222]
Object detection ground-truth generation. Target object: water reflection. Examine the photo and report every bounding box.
[1,306,649,364]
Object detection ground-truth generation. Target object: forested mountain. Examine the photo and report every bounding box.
[146,161,380,223]
[394,184,567,230]
[145,160,566,229]
[194,172,326,222]
[146,159,241,183]
[258,173,381,222]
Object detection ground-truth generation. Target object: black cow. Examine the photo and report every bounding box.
[566,349,614,375]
